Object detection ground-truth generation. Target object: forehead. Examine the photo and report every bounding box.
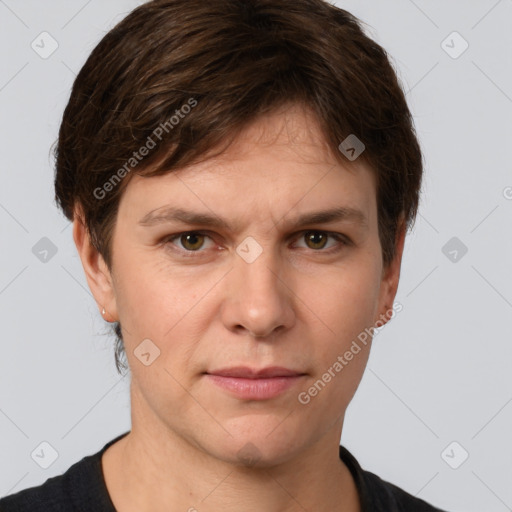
[185,103,350,172]
[119,104,377,229]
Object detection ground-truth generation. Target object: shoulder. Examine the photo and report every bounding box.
[339,445,449,512]
[0,460,82,511]
[0,433,128,512]
[361,468,448,511]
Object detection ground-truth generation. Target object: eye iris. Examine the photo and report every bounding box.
[305,231,327,250]
[181,233,204,250]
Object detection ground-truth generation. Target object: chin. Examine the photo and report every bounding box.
[206,422,307,468]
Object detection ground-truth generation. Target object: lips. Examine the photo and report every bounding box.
[206,366,304,379]
[204,366,306,400]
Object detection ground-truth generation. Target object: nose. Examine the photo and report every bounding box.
[221,242,295,339]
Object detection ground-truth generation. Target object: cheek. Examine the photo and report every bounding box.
[113,260,226,390]
[298,270,379,422]
[313,258,382,342]
[303,256,381,405]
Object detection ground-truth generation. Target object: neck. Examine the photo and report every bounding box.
[102,391,361,512]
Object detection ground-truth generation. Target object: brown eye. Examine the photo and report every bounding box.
[294,230,348,254]
[179,232,206,251]
[163,231,216,257]
[304,231,328,250]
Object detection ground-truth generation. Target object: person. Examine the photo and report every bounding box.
[0,0,449,510]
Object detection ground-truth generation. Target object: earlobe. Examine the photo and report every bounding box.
[72,205,118,322]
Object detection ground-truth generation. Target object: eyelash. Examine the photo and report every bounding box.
[161,230,350,257]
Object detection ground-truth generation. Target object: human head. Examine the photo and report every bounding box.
[54,0,423,374]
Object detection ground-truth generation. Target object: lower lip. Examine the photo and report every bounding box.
[205,374,304,400]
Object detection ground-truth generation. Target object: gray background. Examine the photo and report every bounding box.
[1,1,511,510]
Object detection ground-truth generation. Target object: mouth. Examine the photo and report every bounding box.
[204,366,307,400]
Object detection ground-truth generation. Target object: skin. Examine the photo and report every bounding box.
[74,103,406,512]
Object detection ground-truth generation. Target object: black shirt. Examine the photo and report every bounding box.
[0,431,448,511]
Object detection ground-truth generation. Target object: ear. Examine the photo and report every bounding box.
[72,205,118,322]
[374,217,406,327]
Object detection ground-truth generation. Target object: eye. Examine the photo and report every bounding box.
[164,231,215,253]
[162,230,349,257]
[294,230,348,253]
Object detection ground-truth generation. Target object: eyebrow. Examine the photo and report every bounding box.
[138,205,368,231]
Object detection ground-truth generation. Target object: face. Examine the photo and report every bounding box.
[76,104,404,467]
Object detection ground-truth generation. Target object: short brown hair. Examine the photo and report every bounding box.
[54,0,424,374]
